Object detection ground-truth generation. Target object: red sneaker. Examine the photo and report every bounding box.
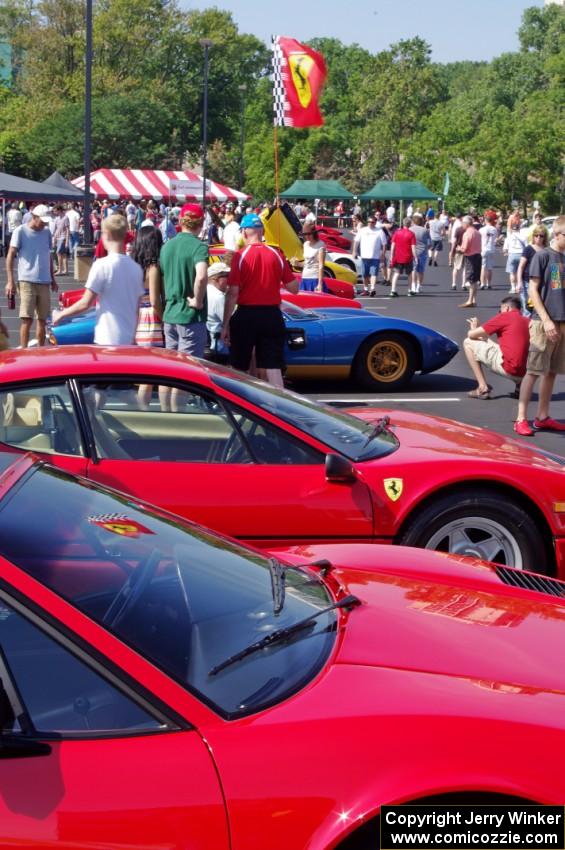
[514,420,534,437]
[533,417,565,432]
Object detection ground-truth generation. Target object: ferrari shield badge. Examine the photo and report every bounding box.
[88,514,155,538]
[383,478,403,502]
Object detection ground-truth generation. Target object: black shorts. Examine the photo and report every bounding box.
[229,305,285,371]
[431,239,443,251]
[393,261,413,275]
[464,254,482,285]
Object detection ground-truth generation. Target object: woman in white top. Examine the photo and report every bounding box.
[299,223,326,292]
[503,223,527,293]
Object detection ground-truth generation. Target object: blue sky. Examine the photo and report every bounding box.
[182,0,545,63]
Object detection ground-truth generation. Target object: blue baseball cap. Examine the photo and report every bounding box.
[241,213,263,229]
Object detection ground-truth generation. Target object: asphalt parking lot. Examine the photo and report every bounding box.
[300,253,565,456]
[0,248,563,456]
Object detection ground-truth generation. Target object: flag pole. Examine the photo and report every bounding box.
[273,124,280,202]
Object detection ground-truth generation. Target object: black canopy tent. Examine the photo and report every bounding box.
[0,171,87,202]
[42,171,85,198]
[1,170,90,248]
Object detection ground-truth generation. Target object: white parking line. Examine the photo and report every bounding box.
[320,397,462,403]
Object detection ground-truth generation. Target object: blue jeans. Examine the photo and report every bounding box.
[69,232,80,254]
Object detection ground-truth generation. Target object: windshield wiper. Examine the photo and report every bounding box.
[209,594,361,677]
[269,557,286,615]
[363,415,390,446]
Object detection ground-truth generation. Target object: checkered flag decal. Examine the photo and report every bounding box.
[272,35,290,127]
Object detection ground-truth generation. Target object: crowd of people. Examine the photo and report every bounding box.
[2,193,563,436]
[3,200,300,394]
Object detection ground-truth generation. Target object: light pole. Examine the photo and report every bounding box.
[83,0,93,244]
[200,38,213,211]
[238,83,247,192]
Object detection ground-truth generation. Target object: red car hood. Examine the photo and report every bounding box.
[275,545,565,695]
[345,406,564,469]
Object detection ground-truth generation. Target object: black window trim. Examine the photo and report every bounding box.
[0,378,89,460]
[222,398,325,466]
[0,580,192,740]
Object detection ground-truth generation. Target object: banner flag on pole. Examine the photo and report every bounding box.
[272,36,327,128]
[443,171,450,197]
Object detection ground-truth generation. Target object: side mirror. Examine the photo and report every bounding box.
[325,453,356,484]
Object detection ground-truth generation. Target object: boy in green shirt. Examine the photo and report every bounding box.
[160,203,209,357]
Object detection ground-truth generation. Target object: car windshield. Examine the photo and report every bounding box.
[212,370,399,462]
[0,465,336,719]
[281,301,317,319]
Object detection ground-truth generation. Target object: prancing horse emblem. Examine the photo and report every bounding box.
[383,478,403,502]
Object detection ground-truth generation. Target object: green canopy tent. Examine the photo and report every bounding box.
[280,180,354,200]
[360,180,438,221]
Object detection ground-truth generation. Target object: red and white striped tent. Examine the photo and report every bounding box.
[71,169,248,203]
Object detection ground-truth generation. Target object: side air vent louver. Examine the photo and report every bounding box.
[495,566,565,600]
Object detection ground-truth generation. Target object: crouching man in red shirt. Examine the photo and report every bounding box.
[463,295,529,399]
[221,213,299,388]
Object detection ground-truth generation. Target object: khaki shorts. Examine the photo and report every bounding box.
[452,252,464,271]
[18,282,51,321]
[472,339,517,380]
[527,320,565,376]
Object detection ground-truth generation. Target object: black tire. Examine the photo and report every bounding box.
[323,265,336,279]
[334,257,357,274]
[353,332,417,391]
[399,489,548,573]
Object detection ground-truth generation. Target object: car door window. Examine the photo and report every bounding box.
[224,402,324,465]
[0,599,164,736]
[0,384,83,456]
[79,381,252,463]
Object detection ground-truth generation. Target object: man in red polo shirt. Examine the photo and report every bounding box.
[463,295,529,399]
[389,218,417,297]
[221,213,299,387]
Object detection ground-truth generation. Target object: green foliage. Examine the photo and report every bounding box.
[1,0,563,212]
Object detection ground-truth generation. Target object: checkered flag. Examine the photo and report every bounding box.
[271,35,327,129]
[272,35,289,127]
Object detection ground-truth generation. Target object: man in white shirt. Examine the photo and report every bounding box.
[52,214,144,344]
[428,217,445,266]
[222,211,241,252]
[354,216,387,296]
[4,204,22,255]
[479,214,498,290]
[386,203,396,223]
[66,204,81,256]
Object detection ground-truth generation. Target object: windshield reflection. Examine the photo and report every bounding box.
[212,372,399,462]
[0,465,336,718]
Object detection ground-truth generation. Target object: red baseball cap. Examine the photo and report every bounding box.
[180,203,204,219]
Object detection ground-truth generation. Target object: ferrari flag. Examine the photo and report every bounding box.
[272,36,327,128]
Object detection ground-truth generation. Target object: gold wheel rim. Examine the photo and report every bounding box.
[367,340,408,383]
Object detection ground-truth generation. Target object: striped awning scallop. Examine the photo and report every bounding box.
[71,169,248,202]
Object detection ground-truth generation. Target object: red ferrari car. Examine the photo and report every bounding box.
[0,347,563,576]
[1,447,565,849]
[58,286,361,311]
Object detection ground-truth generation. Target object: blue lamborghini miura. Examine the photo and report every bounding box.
[49,302,458,391]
